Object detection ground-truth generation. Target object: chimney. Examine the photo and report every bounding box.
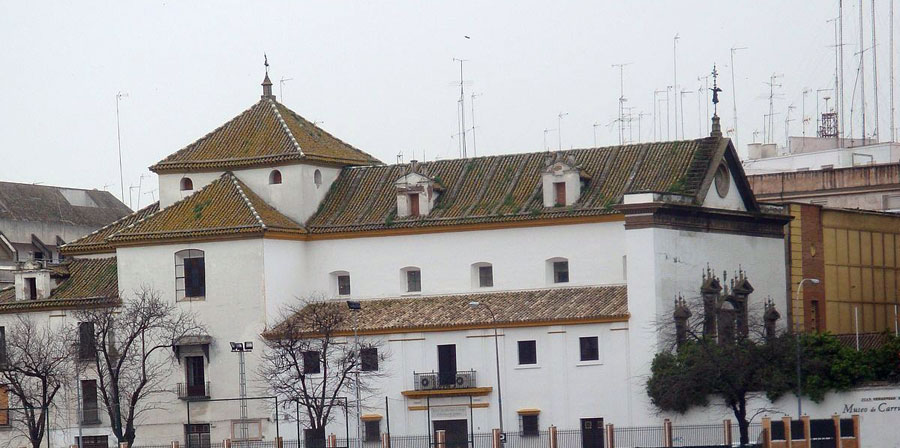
[262,74,274,100]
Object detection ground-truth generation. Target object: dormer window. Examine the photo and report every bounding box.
[394,161,442,218]
[180,177,193,191]
[542,153,589,207]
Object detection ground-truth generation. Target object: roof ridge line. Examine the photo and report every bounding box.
[228,174,267,229]
[63,202,159,249]
[266,99,304,155]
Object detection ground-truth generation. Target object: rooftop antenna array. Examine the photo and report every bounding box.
[673,33,680,139]
[679,89,692,138]
[279,77,293,102]
[785,104,796,149]
[452,58,469,158]
[858,0,867,140]
[557,112,568,150]
[827,16,844,145]
[801,88,811,138]
[871,0,880,142]
[764,73,783,143]
[839,1,846,145]
[652,89,666,141]
[730,46,748,147]
[470,92,481,157]
[115,91,129,205]
[892,0,897,142]
[611,63,631,145]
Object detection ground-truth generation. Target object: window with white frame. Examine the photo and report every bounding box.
[471,262,493,288]
[175,249,206,301]
[402,267,421,293]
[546,257,569,284]
[579,336,599,362]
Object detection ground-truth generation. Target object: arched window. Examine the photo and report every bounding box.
[330,270,351,296]
[401,266,421,293]
[314,169,322,188]
[180,177,194,191]
[175,249,205,300]
[269,170,283,185]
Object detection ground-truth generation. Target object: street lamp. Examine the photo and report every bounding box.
[231,341,254,443]
[469,301,504,439]
[795,278,820,417]
[347,301,362,448]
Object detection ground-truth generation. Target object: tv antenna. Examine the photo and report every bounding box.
[611,63,632,145]
[115,91,128,204]
[557,112,568,150]
[470,92,481,157]
[730,46,748,147]
[452,58,469,158]
[543,128,557,151]
[279,77,293,101]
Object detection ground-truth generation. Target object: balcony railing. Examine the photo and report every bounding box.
[413,370,476,391]
[177,382,211,400]
[80,407,101,425]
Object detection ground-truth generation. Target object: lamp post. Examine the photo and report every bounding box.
[794,278,820,417]
[347,301,362,448]
[468,301,504,440]
[230,341,255,443]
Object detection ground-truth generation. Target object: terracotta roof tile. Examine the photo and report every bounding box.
[274,286,628,335]
[109,173,305,243]
[61,202,160,255]
[307,139,719,233]
[0,258,118,314]
[150,99,380,173]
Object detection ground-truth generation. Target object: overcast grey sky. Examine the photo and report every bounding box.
[1,1,895,208]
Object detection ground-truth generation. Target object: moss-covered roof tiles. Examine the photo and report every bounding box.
[0,258,119,313]
[150,99,380,173]
[307,138,720,233]
[61,202,160,255]
[108,173,305,243]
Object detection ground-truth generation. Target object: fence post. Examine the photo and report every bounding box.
[801,415,811,448]
[663,419,672,448]
[605,424,614,448]
[852,414,860,448]
[781,416,792,444]
[382,432,391,448]
[723,419,732,446]
[172,442,180,448]
[276,436,284,448]
[761,427,771,448]
[224,440,231,448]
[328,433,337,448]
[832,414,842,448]
[548,425,558,448]
[491,428,501,448]
[120,443,130,448]
[436,430,447,448]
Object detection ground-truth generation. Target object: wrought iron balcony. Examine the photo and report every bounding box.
[177,382,210,400]
[413,370,477,391]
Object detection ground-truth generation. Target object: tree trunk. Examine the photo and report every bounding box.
[733,397,750,446]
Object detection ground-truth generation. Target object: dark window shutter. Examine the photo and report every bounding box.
[365,420,381,441]
[409,194,420,216]
[361,347,378,372]
[517,340,537,365]
[579,336,598,361]
[303,351,321,374]
[184,257,206,297]
[81,379,99,423]
[479,266,493,287]
[79,322,96,360]
[0,327,6,367]
[521,415,539,436]
[554,182,566,205]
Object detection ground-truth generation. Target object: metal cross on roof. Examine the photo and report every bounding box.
[264,53,269,76]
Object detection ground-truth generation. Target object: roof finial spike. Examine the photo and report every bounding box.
[261,54,275,100]
[710,64,723,138]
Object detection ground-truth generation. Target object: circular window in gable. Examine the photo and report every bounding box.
[714,163,730,198]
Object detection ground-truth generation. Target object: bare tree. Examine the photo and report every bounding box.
[260,298,387,447]
[0,315,73,448]
[73,286,204,447]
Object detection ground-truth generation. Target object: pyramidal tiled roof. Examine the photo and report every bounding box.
[150,98,381,173]
[107,173,305,244]
[307,138,724,233]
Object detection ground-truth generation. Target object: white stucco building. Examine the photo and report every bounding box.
[0,79,800,448]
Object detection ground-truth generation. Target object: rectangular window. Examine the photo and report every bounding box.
[521,414,539,437]
[553,261,569,283]
[437,344,457,386]
[579,336,599,362]
[184,257,206,297]
[478,266,493,287]
[361,347,378,372]
[185,423,211,448]
[554,182,566,206]
[79,322,96,360]
[517,340,537,365]
[337,275,351,296]
[884,194,900,211]
[25,277,37,300]
[303,351,321,374]
[406,270,421,292]
[364,420,381,442]
[409,193,420,216]
[185,356,206,397]
[81,379,99,424]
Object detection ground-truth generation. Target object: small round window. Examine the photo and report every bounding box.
[314,169,322,188]
[714,163,730,198]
